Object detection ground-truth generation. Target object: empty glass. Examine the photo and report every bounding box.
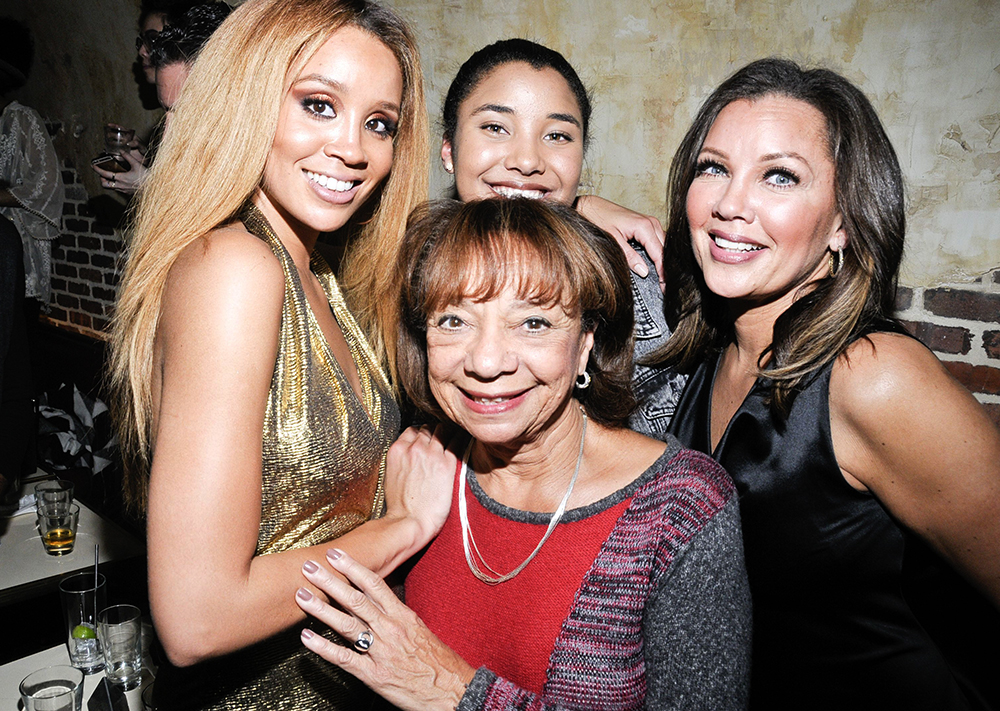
[103,123,135,155]
[98,604,143,690]
[19,665,84,711]
[34,479,74,512]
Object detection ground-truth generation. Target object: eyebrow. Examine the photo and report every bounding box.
[548,112,582,128]
[470,103,581,129]
[700,147,809,164]
[470,103,514,117]
[292,73,401,114]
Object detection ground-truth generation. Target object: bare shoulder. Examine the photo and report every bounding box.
[156,225,287,369]
[162,225,284,325]
[828,334,1000,604]
[153,224,286,437]
[830,330,951,414]
[830,329,999,490]
[170,224,281,288]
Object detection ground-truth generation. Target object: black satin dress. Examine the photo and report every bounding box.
[670,336,998,711]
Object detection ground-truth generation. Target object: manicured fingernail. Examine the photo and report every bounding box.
[301,628,315,640]
[327,548,343,561]
[634,262,649,277]
[296,587,313,602]
[303,560,319,574]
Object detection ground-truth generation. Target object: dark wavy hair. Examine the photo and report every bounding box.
[397,198,636,428]
[441,38,592,152]
[150,2,232,68]
[658,57,905,416]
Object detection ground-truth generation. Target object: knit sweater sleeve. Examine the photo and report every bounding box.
[642,497,752,710]
[456,448,752,711]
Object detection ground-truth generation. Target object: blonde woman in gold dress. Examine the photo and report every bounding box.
[108,0,454,708]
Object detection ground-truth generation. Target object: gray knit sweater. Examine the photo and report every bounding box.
[455,437,752,710]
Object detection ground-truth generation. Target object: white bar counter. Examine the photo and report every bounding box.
[0,480,144,606]
[0,643,153,710]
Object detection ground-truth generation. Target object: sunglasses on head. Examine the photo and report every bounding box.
[136,29,159,52]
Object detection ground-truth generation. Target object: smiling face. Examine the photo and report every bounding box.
[686,95,846,311]
[254,25,402,241]
[443,62,584,204]
[426,282,593,450]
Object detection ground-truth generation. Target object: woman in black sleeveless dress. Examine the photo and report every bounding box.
[659,58,1000,710]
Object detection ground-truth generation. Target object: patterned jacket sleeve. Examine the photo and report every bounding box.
[456,447,752,711]
[642,497,751,709]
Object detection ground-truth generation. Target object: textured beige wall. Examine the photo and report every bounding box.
[386,0,1000,287]
[6,0,998,286]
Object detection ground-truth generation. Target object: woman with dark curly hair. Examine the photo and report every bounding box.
[293,198,752,711]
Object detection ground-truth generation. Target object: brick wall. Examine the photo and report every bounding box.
[897,271,1000,426]
[46,163,123,338]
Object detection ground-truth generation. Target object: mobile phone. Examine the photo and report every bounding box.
[91,153,130,173]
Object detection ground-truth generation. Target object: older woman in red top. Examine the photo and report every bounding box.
[292,198,752,710]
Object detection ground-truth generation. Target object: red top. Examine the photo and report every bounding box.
[406,461,632,694]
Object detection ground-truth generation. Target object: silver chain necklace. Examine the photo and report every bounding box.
[458,408,587,585]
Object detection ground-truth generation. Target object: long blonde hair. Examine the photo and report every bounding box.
[109,0,428,512]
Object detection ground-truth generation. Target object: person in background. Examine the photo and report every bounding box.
[109,0,455,708]
[94,1,226,195]
[0,17,64,499]
[295,198,752,710]
[148,2,232,130]
[136,1,172,86]
[434,38,687,436]
[661,57,1000,710]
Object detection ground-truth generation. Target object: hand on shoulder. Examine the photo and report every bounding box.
[575,194,665,287]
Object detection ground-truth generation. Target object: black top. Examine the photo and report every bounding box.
[670,334,998,711]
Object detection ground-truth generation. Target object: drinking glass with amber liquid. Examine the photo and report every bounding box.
[39,503,79,556]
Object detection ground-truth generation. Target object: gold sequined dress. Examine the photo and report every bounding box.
[153,204,401,710]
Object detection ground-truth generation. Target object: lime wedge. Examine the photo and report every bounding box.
[72,624,97,639]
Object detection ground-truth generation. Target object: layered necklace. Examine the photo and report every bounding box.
[458,408,587,585]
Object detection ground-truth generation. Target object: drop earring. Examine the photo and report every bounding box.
[829,247,843,277]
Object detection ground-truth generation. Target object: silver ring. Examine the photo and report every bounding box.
[111,177,116,188]
[354,629,374,653]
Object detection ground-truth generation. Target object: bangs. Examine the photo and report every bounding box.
[396,198,637,428]
[417,213,579,319]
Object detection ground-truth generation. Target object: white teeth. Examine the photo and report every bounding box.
[306,170,354,192]
[713,235,762,252]
[474,396,509,404]
[492,186,545,200]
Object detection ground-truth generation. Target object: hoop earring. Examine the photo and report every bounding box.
[575,371,591,390]
[829,247,843,278]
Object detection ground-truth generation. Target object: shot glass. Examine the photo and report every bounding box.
[98,604,143,690]
[103,123,135,155]
[59,572,107,673]
[19,665,84,711]
[39,503,79,556]
[35,479,74,512]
